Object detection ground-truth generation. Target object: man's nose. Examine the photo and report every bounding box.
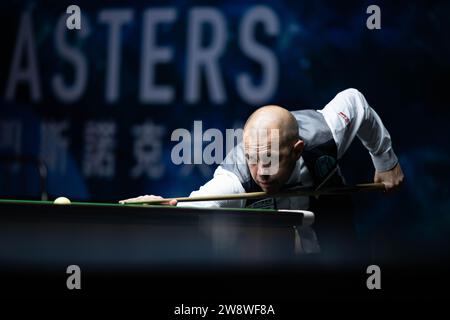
[257,162,272,176]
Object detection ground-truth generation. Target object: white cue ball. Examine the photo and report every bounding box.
[53,196,71,205]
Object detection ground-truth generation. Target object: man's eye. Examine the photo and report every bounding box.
[246,154,257,163]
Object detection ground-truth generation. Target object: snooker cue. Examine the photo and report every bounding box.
[125,182,385,205]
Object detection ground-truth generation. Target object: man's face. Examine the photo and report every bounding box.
[244,129,299,193]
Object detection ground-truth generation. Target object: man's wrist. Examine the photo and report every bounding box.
[371,148,398,172]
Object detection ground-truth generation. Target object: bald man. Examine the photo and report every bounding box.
[121,88,403,209]
[121,88,404,255]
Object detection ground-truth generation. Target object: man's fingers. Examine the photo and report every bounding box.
[374,163,405,194]
[383,182,394,192]
[119,195,176,206]
[119,195,162,204]
[119,196,139,204]
[119,197,137,204]
[374,174,382,184]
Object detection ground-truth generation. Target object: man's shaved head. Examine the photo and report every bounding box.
[243,105,304,193]
[244,105,300,146]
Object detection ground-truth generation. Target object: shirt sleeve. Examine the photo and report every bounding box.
[317,88,398,172]
[176,166,246,208]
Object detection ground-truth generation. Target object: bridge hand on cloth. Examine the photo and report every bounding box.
[119,195,177,206]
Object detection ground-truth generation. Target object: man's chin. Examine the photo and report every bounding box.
[260,184,279,194]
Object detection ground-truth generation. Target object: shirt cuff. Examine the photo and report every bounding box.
[370,147,398,172]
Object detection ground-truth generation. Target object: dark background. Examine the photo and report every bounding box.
[0,0,449,280]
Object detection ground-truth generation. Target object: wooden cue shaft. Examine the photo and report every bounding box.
[128,182,385,205]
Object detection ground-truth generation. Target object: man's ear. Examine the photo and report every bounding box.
[293,139,304,160]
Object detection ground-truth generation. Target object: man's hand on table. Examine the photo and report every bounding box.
[374,163,405,192]
[119,195,177,206]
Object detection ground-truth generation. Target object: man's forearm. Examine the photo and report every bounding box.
[176,166,246,208]
[318,88,398,171]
